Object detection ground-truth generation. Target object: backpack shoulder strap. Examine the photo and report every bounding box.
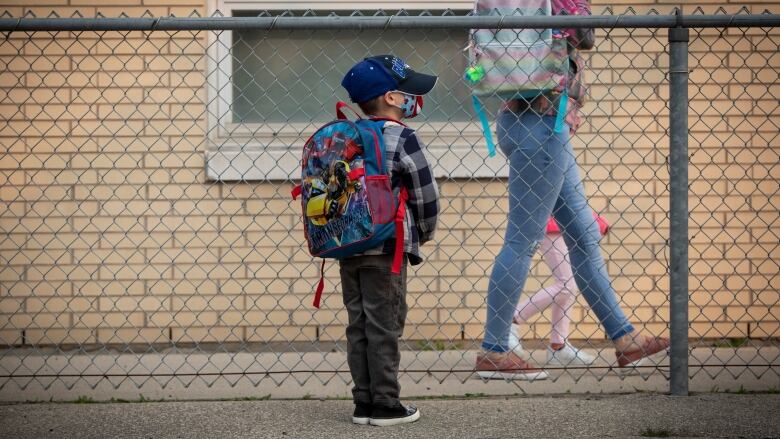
[391,187,409,274]
[336,101,362,120]
[353,119,387,176]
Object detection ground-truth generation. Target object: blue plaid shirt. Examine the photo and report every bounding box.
[360,121,440,265]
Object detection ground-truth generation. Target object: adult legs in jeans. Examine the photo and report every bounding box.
[482,111,665,365]
[551,136,635,341]
[482,111,568,352]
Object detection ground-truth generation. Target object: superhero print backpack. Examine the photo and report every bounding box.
[292,102,408,307]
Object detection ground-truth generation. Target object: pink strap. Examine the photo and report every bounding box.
[595,214,610,236]
[313,259,326,308]
[546,217,560,234]
[336,101,362,120]
[392,187,409,275]
[546,212,610,236]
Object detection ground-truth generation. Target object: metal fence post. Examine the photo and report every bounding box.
[668,21,690,396]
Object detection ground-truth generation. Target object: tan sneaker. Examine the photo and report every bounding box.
[615,336,670,368]
[475,350,549,381]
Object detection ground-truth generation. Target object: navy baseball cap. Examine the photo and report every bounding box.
[341,55,438,104]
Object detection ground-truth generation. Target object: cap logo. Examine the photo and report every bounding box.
[391,57,407,79]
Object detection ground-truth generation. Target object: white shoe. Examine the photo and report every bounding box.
[507,324,530,360]
[546,343,596,366]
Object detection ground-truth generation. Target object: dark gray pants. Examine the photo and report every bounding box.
[339,254,408,408]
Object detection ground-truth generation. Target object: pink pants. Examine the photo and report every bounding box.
[514,234,577,345]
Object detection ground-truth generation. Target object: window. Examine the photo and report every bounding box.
[231,11,472,124]
[206,1,505,181]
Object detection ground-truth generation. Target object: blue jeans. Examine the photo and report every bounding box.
[482,110,635,352]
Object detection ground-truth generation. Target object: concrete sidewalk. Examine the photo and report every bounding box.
[1,393,779,438]
[1,347,778,401]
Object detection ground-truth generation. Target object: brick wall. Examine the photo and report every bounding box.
[0,0,778,348]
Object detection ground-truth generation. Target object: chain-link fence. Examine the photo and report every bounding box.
[0,9,778,399]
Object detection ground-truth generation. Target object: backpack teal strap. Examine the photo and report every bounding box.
[553,88,569,134]
[472,95,496,157]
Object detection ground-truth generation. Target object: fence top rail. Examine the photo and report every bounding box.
[0,14,779,32]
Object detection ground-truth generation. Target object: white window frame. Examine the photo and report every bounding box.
[205,0,507,181]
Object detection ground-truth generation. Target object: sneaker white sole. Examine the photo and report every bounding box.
[546,360,596,368]
[616,357,650,375]
[369,409,420,427]
[352,416,370,425]
[476,370,549,381]
[617,353,672,376]
[546,356,597,367]
[617,348,669,373]
[511,347,531,361]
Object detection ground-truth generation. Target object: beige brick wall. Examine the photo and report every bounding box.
[0,0,778,347]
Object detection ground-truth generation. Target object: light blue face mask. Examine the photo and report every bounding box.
[391,91,423,118]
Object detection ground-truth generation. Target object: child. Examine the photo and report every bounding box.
[339,55,439,426]
[508,214,610,366]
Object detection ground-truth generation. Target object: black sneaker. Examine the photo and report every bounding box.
[352,402,372,425]
[369,403,420,427]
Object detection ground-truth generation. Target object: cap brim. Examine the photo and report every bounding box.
[397,72,438,96]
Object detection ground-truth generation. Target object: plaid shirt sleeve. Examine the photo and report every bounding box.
[394,130,439,245]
